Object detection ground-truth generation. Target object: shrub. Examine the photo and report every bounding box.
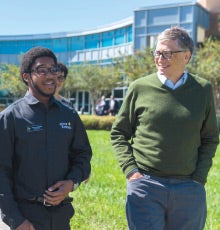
[80,115,115,130]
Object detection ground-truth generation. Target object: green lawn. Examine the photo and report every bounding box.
[70,130,220,230]
[204,142,220,230]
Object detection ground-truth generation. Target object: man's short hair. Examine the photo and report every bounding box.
[157,26,194,54]
[20,46,57,84]
[57,62,68,78]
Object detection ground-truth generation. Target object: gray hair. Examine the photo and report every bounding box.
[156,26,194,54]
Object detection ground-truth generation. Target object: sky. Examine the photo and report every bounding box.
[0,0,188,36]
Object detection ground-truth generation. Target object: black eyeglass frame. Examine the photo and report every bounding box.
[31,66,60,76]
[151,50,187,59]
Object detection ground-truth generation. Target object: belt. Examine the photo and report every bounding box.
[27,196,73,207]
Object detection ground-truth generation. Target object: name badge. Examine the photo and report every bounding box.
[27,124,44,133]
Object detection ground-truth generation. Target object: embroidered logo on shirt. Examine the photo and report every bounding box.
[59,122,72,130]
[27,124,44,132]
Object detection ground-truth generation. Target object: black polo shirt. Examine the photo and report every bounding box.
[0,92,92,228]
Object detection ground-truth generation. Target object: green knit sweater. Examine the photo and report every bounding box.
[111,73,219,184]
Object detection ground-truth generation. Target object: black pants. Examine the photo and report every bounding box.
[17,201,74,230]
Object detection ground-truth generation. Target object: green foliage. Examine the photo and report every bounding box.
[189,38,220,83]
[114,48,156,83]
[0,63,26,97]
[65,64,120,114]
[79,115,115,130]
[70,131,220,230]
[187,38,220,111]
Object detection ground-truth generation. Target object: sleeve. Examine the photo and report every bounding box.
[110,84,139,177]
[0,111,25,229]
[192,83,219,184]
[66,111,92,184]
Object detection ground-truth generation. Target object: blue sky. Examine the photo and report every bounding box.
[0,0,189,35]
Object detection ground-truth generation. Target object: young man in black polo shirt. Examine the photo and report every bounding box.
[0,47,92,230]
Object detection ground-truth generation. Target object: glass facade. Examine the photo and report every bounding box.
[134,3,209,51]
[0,21,133,66]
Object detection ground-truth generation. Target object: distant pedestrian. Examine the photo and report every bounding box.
[95,95,108,115]
[108,95,119,116]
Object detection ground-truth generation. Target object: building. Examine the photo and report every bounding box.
[0,0,219,113]
[198,0,220,37]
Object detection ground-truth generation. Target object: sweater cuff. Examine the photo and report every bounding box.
[126,168,139,178]
[124,164,139,178]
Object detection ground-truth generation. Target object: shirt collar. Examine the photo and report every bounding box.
[24,91,40,105]
[24,91,58,107]
[157,71,188,90]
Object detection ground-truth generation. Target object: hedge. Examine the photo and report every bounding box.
[81,114,220,131]
[79,115,115,130]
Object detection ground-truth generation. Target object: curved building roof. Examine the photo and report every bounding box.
[0,17,133,41]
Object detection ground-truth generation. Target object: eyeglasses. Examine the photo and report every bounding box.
[31,66,59,76]
[151,50,186,59]
[57,75,65,82]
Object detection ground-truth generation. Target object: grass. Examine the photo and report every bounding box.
[70,130,220,230]
[204,144,220,230]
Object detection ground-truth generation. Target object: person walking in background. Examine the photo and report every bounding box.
[95,95,108,116]
[111,27,219,229]
[108,95,119,116]
[54,62,73,108]
[0,47,92,230]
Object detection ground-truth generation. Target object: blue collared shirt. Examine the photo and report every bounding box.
[157,71,188,90]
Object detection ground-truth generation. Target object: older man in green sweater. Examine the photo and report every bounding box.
[111,27,219,230]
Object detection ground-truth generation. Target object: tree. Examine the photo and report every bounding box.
[64,63,120,114]
[113,48,156,83]
[187,38,220,111]
[0,64,26,98]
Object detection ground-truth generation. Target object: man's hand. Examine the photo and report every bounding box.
[15,219,35,230]
[44,180,73,206]
[127,171,143,182]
